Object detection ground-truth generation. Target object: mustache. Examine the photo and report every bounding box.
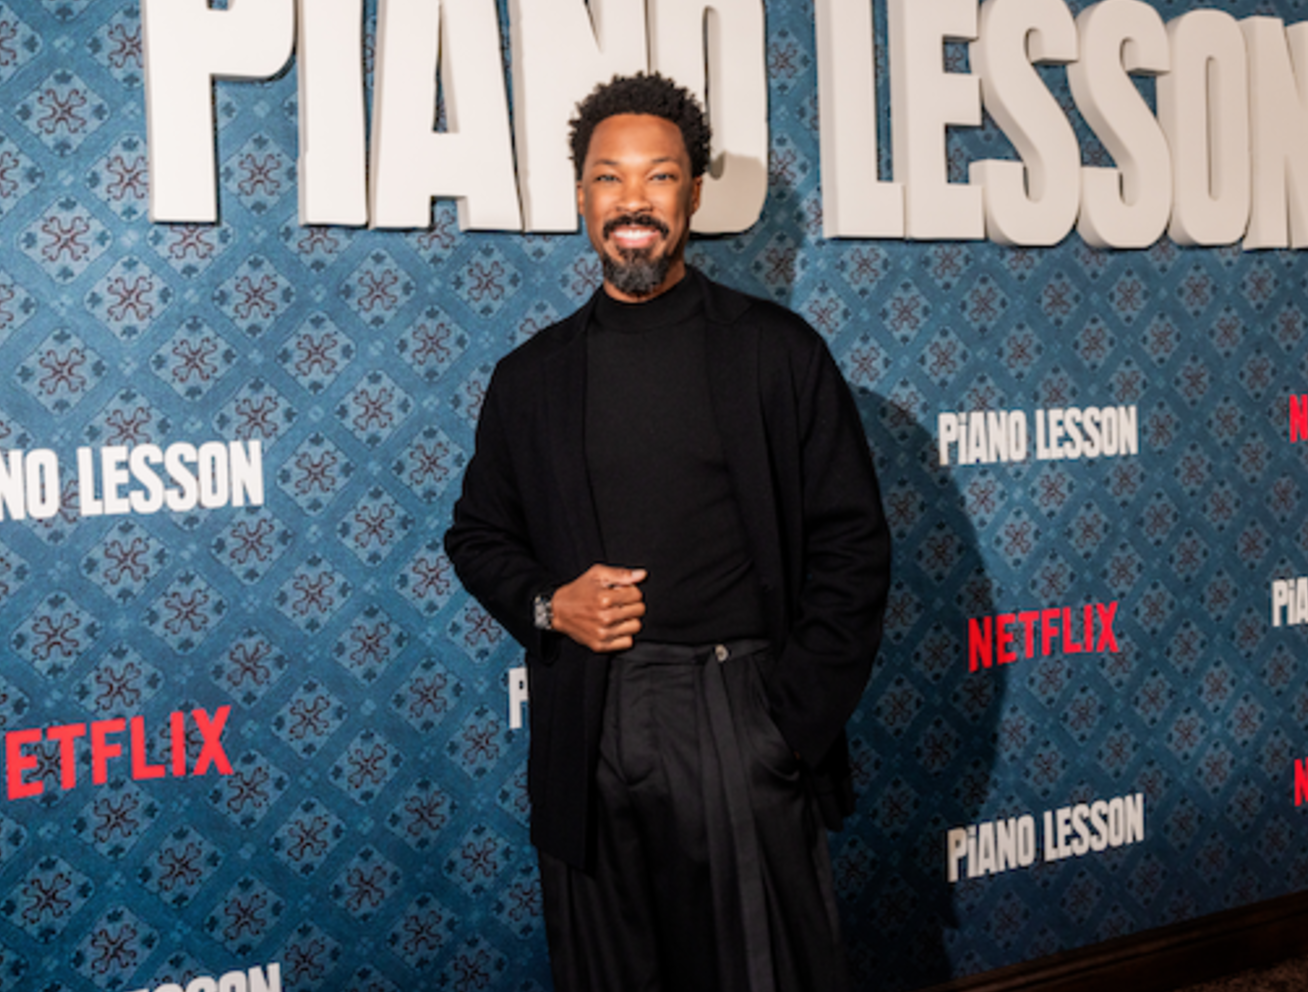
[602,213,670,240]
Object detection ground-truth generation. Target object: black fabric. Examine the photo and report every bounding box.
[537,641,849,992]
[591,267,702,333]
[445,267,891,869]
[587,277,766,643]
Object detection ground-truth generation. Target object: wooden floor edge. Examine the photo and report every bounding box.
[915,890,1308,992]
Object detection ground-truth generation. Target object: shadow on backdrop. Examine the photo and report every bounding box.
[689,168,1004,990]
[838,390,1005,991]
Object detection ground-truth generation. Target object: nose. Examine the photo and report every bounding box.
[617,176,652,214]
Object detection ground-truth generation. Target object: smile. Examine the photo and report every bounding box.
[609,225,663,250]
[602,212,671,252]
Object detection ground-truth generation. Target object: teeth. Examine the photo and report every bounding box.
[613,227,658,244]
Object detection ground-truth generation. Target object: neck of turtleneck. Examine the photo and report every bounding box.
[593,271,700,333]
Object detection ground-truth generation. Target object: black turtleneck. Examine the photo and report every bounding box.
[585,274,765,644]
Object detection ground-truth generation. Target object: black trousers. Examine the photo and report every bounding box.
[538,640,850,992]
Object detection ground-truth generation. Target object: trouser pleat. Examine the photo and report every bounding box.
[538,639,849,992]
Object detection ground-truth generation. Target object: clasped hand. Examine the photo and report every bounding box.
[550,564,646,652]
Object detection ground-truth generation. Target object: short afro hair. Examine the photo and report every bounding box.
[569,72,712,181]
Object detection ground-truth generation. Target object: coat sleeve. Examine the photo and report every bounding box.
[769,336,891,766]
[444,364,561,661]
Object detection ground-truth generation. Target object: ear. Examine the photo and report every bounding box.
[576,179,585,219]
[690,174,703,215]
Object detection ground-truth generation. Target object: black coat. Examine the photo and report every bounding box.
[445,268,891,869]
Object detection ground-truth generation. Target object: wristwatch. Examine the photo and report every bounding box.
[532,590,555,631]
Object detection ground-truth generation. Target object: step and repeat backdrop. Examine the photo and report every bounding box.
[1,0,1307,990]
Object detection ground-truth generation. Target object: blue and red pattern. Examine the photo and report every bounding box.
[1,2,1308,990]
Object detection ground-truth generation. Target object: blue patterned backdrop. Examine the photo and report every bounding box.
[1,1,1308,990]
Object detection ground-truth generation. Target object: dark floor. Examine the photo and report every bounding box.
[1172,952,1308,991]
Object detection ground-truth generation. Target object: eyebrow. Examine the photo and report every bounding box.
[592,156,680,168]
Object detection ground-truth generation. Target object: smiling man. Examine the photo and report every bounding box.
[445,73,890,992]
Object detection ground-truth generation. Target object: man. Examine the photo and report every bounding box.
[445,73,889,992]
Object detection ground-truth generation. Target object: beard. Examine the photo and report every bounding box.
[600,213,673,298]
[602,251,671,298]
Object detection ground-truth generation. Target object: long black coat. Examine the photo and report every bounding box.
[445,268,891,869]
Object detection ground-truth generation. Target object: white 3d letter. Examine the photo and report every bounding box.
[142,0,294,223]
[1157,10,1249,247]
[970,0,1080,246]
[298,0,368,226]
[1241,17,1308,250]
[370,0,522,230]
[510,0,647,232]
[814,0,904,238]
[648,0,768,234]
[1068,0,1172,249]
[887,0,984,240]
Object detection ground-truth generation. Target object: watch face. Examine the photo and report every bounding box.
[534,594,552,630]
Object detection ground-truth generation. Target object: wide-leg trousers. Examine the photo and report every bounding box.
[538,640,850,992]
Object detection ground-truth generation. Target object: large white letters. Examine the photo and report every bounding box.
[1158,11,1250,246]
[299,0,369,226]
[887,0,983,240]
[1242,17,1308,249]
[970,0,1080,246]
[137,0,1308,247]
[814,0,904,238]
[509,0,648,232]
[142,0,295,223]
[648,0,769,234]
[1069,0,1172,249]
[369,0,522,230]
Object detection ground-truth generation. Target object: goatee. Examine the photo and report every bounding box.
[601,212,672,298]
[602,252,672,298]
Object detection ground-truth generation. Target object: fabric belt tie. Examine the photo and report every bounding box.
[616,638,777,992]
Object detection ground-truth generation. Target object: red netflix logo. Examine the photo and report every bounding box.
[5,706,232,800]
[968,602,1119,672]
[1291,396,1308,442]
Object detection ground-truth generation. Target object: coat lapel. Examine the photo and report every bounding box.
[541,300,609,797]
[700,275,785,620]
[543,303,606,572]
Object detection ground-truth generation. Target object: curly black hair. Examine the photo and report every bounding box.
[569,72,712,180]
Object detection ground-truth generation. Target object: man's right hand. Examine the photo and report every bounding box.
[550,564,647,652]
